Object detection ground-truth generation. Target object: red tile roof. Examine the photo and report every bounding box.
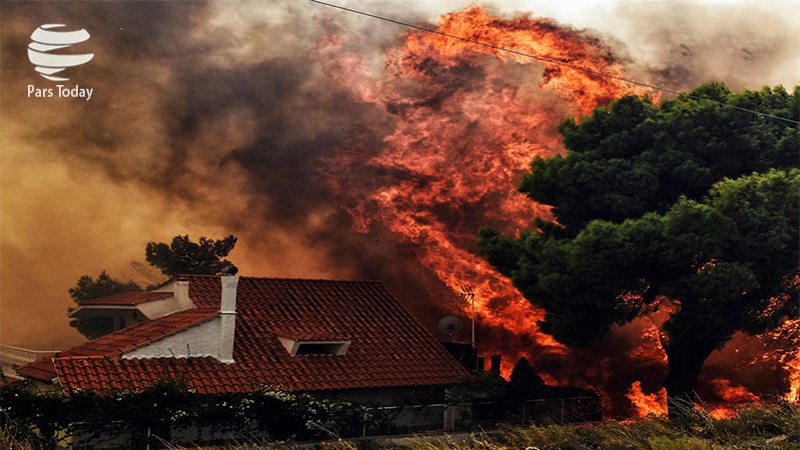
[53,356,246,393]
[76,291,174,306]
[2,375,24,386]
[17,309,217,381]
[15,358,59,382]
[31,276,468,393]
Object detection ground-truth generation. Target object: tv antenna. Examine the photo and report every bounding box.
[460,285,476,349]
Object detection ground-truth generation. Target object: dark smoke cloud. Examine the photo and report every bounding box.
[2,0,798,415]
[1,0,449,345]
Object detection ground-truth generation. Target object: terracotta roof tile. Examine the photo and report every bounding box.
[77,291,174,306]
[17,309,217,382]
[12,358,57,382]
[3,375,24,385]
[37,276,469,393]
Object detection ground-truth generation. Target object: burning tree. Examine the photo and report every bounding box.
[479,83,800,417]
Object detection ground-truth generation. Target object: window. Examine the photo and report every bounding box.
[277,336,350,356]
[295,342,348,355]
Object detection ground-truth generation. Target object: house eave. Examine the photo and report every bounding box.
[68,304,139,318]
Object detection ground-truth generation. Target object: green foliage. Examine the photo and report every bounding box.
[0,380,363,447]
[145,234,237,277]
[487,170,799,399]
[68,270,141,339]
[445,371,508,404]
[479,82,800,413]
[6,380,797,449]
[712,403,800,445]
[521,83,798,233]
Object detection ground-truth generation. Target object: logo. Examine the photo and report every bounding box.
[28,24,94,82]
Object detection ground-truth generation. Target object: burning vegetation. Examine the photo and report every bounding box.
[313,6,799,418]
[1,1,798,420]
[315,4,642,377]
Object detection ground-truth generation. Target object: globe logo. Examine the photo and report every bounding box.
[28,24,94,82]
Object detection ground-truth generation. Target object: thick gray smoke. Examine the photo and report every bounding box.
[1,0,450,345]
[1,0,798,415]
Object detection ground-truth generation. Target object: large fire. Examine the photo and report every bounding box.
[313,6,798,417]
[0,0,796,422]
[317,5,644,375]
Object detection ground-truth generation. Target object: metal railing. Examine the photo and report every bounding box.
[337,397,600,438]
[0,344,59,368]
[467,396,601,430]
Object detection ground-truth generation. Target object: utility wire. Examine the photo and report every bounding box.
[310,0,800,125]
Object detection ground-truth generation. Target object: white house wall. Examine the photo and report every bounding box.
[137,296,191,320]
[121,318,221,360]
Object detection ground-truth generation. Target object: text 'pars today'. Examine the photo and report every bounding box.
[27,85,93,101]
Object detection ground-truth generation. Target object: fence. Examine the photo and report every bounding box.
[0,344,59,373]
[468,396,602,430]
[6,393,600,447]
[338,396,600,438]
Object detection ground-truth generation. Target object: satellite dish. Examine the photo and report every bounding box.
[438,316,464,337]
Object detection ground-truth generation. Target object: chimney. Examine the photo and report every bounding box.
[490,355,502,375]
[173,280,193,310]
[218,275,239,364]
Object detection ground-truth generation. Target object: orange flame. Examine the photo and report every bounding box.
[783,323,800,403]
[710,378,759,404]
[316,7,645,377]
[626,381,667,417]
[411,7,646,116]
[708,408,737,420]
[705,378,759,419]
[313,5,796,413]
[786,356,800,403]
[758,318,800,404]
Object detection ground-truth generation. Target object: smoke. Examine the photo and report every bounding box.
[0,0,446,344]
[1,0,798,415]
[611,0,800,90]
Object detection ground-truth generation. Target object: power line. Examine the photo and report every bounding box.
[309,0,800,125]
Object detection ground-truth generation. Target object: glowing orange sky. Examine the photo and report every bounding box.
[1,1,798,415]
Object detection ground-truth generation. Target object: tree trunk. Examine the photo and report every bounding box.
[662,303,739,419]
[663,340,717,418]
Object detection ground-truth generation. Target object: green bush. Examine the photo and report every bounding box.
[2,382,797,450]
[0,381,364,447]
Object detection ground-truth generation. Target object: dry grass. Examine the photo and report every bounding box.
[3,403,798,449]
[396,402,800,450]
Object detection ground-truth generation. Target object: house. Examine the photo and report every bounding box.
[13,275,471,445]
[67,290,193,332]
[18,274,469,399]
[11,275,604,446]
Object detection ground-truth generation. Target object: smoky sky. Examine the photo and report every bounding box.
[0,0,443,346]
[612,0,800,91]
[2,0,798,414]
